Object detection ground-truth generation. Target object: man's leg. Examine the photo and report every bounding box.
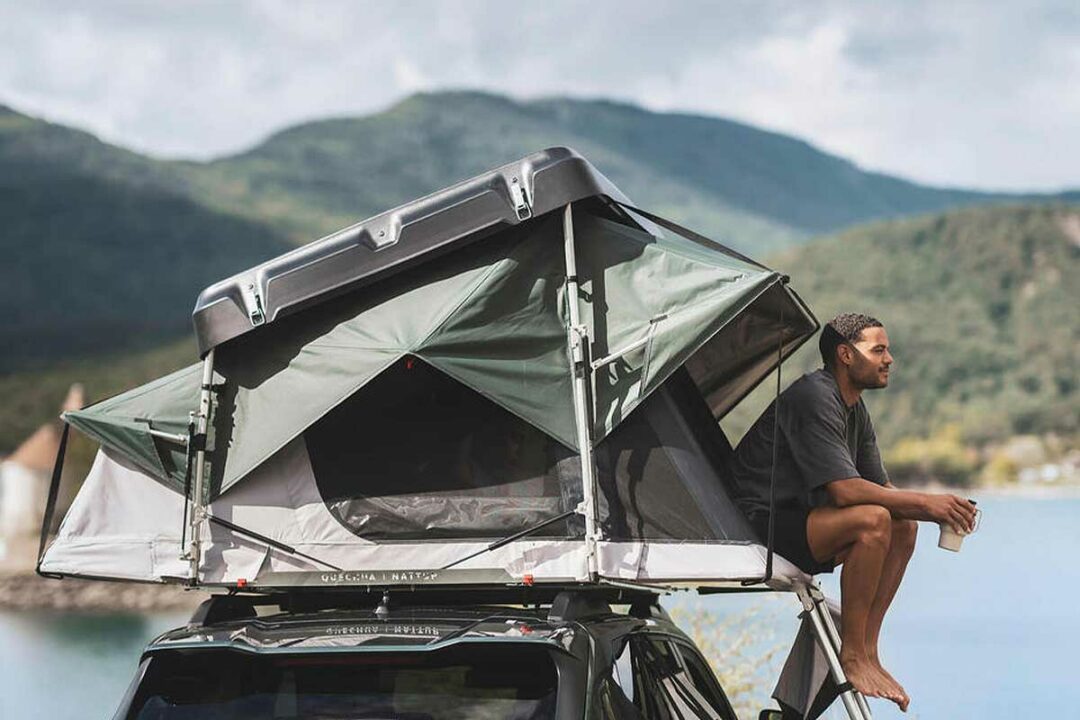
[865,519,917,705]
[806,504,901,705]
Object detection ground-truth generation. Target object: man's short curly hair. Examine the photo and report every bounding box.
[819,313,884,368]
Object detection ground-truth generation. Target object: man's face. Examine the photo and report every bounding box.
[840,326,893,389]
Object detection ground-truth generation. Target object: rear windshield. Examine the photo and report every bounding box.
[119,644,558,720]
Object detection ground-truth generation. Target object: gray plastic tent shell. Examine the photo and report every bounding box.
[192,147,632,355]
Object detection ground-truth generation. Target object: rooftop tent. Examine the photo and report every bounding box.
[39,147,818,590]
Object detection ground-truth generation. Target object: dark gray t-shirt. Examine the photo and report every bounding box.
[729,368,888,516]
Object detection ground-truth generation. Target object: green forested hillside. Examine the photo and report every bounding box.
[185,91,1050,248]
[0,339,195,469]
[722,205,1080,461]
[3,94,1079,459]
[183,92,806,250]
[4,91,1072,375]
[1,106,292,369]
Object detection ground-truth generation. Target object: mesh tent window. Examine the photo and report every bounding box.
[305,357,583,541]
[595,369,758,544]
[300,357,759,546]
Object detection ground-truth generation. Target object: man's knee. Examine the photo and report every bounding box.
[892,518,917,554]
[854,504,892,548]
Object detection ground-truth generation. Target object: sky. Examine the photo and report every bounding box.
[3,0,1079,191]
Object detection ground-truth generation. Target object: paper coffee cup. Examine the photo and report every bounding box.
[937,501,981,552]
[938,524,966,552]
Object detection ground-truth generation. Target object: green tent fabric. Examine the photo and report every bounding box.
[63,207,787,499]
[65,363,203,490]
[576,214,778,433]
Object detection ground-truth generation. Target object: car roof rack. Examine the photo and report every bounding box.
[189,583,664,626]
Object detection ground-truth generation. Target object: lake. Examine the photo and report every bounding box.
[1,495,1076,719]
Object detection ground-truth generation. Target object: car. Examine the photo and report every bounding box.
[110,586,751,720]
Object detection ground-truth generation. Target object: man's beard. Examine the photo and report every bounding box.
[853,362,889,390]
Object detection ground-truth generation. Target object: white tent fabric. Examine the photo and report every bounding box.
[41,449,190,582]
[42,444,589,585]
[41,442,806,588]
[597,542,804,589]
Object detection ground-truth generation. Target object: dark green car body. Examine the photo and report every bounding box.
[113,590,740,719]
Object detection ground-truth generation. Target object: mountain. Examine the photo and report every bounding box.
[721,204,1080,452]
[2,92,1078,453]
[0,105,292,369]
[184,91,1072,250]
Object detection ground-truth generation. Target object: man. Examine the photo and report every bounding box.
[730,313,977,712]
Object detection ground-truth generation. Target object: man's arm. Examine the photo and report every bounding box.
[826,478,977,533]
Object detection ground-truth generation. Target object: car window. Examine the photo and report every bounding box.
[673,641,738,719]
[612,637,635,700]
[118,644,558,720]
[598,677,645,720]
[616,635,729,720]
[630,634,747,720]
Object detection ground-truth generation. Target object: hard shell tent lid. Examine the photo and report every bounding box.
[191,147,634,355]
[46,147,818,589]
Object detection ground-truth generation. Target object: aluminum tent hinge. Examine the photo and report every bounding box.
[239,281,266,327]
[569,324,589,374]
[179,506,208,562]
[575,501,600,557]
[590,315,665,372]
[133,417,190,447]
[148,428,189,446]
[509,176,532,221]
[592,336,648,371]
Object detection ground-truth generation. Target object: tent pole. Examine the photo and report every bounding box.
[185,348,216,585]
[796,583,873,720]
[562,203,600,580]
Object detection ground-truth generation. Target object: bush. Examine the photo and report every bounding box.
[668,599,785,719]
[885,425,978,487]
[979,452,1019,486]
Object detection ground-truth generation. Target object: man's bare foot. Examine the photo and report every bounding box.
[871,659,910,712]
[840,652,886,699]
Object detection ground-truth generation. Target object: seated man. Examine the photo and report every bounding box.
[730,313,977,712]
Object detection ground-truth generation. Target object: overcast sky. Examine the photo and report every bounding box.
[3,1,1078,191]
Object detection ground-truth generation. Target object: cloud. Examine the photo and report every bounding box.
[1,0,1078,190]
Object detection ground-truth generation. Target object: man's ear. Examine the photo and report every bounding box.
[836,343,853,367]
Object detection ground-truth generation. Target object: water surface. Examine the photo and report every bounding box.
[681,496,1080,719]
[1,496,1075,719]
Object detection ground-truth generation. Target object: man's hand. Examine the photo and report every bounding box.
[922,494,977,533]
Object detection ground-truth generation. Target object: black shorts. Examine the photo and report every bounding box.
[749,503,835,575]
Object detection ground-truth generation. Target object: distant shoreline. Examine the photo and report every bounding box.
[0,572,205,613]
[907,482,1080,500]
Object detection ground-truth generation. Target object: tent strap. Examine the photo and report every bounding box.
[35,422,69,577]
[440,509,579,570]
[206,515,343,572]
[614,201,770,271]
[178,419,198,552]
[765,304,784,582]
[742,301,785,588]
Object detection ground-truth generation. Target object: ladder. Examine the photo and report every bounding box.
[796,582,874,720]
